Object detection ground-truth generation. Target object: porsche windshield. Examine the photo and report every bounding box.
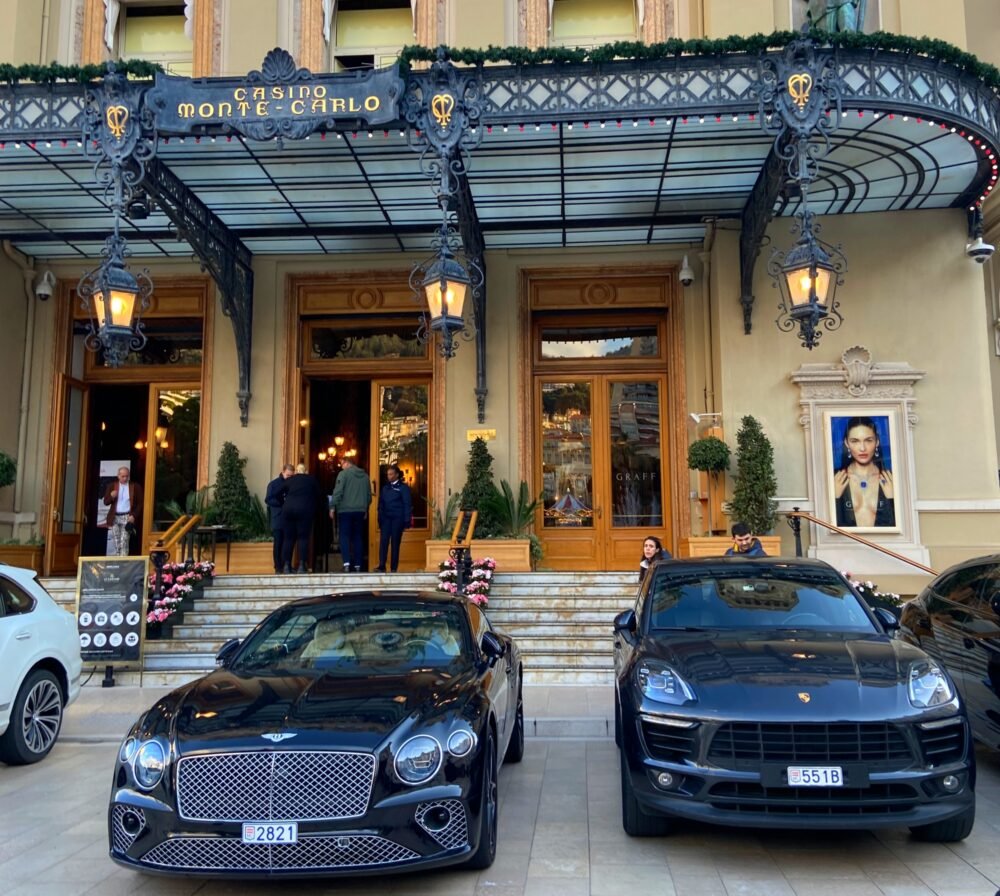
[231,602,472,674]
[647,570,877,632]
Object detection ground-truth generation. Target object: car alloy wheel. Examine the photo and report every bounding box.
[0,670,64,765]
[504,680,524,763]
[464,734,498,869]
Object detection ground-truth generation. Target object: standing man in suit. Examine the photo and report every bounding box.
[265,463,294,574]
[104,466,142,556]
[375,463,412,573]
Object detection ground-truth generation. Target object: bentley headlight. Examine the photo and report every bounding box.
[447,729,476,757]
[394,735,442,785]
[133,740,166,790]
[119,736,138,764]
[635,661,696,705]
[908,660,955,708]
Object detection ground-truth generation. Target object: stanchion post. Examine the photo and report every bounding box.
[787,507,803,557]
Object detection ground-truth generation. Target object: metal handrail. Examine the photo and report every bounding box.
[785,508,937,576]
[157,514,203,556]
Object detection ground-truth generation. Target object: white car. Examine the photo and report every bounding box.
[0,564,82,764]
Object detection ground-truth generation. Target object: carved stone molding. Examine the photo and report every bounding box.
[790,345,925,404]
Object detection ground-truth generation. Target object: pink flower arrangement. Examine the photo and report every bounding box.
[147,560,215,623]
[437,557,496,606]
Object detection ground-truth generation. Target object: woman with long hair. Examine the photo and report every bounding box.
[833,416,895,527]
[638,535,672,583]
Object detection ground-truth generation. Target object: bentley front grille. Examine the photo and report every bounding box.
[140,834,419,871]
[177,750,376,821]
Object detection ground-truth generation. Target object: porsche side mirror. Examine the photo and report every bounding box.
[215,637,242,666]
[872,607,900,632]
[480,631,505,665]
[613,609,637,635]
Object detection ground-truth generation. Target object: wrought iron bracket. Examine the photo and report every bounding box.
[141,156,256,425]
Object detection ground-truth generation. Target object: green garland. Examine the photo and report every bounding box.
[0,59,162,85]
[399,30,1000,92]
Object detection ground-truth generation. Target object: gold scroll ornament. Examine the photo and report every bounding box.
[106,104,129,140]
[431,92,455,129]
[787,72,813,111]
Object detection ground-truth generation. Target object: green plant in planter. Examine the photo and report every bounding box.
[459,437,501,537]
[212,442,257,540]
[729,415,778,536]
[481,479,544,567]
[0,451,16,490]
[427,493,462,539]
[687,435,731,535]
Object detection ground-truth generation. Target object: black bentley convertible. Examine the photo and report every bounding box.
[614,558,976,842]
[108,591,523,877]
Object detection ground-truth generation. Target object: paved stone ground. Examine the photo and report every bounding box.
[2,684,999,896]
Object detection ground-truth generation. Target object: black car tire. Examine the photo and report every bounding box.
[614,690,622,748]
[0,669,64,765]
[504,677,524,763]
[464,734,498,869]
[620,747,673,836]
[909,802,975,842]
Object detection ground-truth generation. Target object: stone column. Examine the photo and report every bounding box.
[415,0,445,47]
[81,0,106,65]
[520,0,549,49]
[298,0,324,72]
[192,0,219,77]
[642,0,676,42]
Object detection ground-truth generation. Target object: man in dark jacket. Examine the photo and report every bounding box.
[375,463,412,573]
[724,521,768,557]
[264,464,293,573]
[281,464,322,574]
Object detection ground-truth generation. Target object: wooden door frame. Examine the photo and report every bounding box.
[518,265,689,557]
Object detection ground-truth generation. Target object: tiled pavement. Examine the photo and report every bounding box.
[1,683,998,896]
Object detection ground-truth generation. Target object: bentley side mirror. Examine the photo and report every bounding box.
[215,638,242,666]
[990,593,1000,618]
[480,630,505,665]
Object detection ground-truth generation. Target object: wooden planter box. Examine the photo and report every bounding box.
[424,539,532,572]
[678,535,783,559]
[224,542,275,574]
[0,544,43,573]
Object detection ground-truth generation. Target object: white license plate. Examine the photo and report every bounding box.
[241,822,298,844]
[787,766,843,787]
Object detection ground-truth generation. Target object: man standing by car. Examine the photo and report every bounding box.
[375,463,412,573]
[265,464,293,574]
[103,466,141,556]
[329,456,372,572]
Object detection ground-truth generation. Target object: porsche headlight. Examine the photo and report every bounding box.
[908,660,955,708]
[635,661,696,705]
[394,735,442,785]
[133,740,166,790]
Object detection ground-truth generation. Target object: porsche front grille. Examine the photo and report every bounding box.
[140,835,418,870]
[177,751,376,821]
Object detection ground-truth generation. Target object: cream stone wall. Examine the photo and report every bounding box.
[0,252,28,525]
[449,0,512,49]
[965,0,1000,68]
[703,0,774,38]
[711,208,1000,569]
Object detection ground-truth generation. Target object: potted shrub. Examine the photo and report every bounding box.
[0,452,43,572]
[481,479,544,569]
[204,442,273,573]
[729,415,779,538]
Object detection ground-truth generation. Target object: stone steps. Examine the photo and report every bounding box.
[42,571,635,687]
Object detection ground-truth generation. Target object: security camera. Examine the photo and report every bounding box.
[34,270,56,301]
[966,236,995,264]
[689,412,701,424]
[678,255,694,287]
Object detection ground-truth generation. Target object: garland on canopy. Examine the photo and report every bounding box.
[0,59,162,85]
[399,30,1000,92]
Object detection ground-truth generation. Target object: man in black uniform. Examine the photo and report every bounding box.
[375,464,412,573]
[265,464,293,573]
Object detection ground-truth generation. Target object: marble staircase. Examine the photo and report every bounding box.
[43,571,638,688]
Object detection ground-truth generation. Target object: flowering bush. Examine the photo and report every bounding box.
[843,572,904,616]
[438,557,497,606]
[147,560,215,623]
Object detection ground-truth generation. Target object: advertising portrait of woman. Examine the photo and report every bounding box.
[831,415,895,528]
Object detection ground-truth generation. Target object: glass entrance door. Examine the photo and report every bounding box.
[369,380,431,572]
[537,375,669,570]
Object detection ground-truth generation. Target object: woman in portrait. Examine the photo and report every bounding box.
[833,416,895,527]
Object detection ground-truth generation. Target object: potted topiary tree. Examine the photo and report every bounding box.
[686,435,730,536]
[728,415,782,556]
[208,442,273,573]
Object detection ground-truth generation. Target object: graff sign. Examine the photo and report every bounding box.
[147,50,403,140]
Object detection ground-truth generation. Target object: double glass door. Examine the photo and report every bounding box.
[537,375,669,570]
